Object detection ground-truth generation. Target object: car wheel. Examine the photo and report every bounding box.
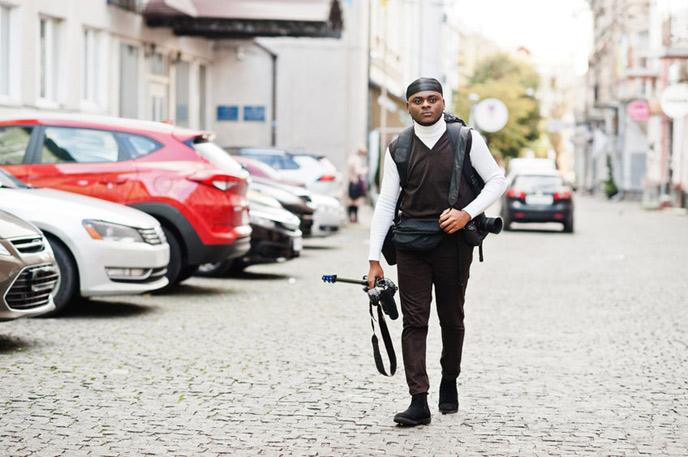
[563,218,574,233]
[42,236,78,316]
[196,260,233,277]
[176,264,199,283]
[162,226,183,286]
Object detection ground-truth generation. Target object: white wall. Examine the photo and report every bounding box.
[210,41,274,147]
[0,0,213,124]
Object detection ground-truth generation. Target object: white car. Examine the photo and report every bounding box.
[310,193,346,237]
[0,169,169,315]
[0,209,58,321]
[229,147,344,199]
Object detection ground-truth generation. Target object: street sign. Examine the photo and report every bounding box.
[626,100,650,121]
[473,98,509,133]
[659,84,688,118]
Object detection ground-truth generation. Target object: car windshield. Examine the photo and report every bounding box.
[513,175,563,192]
[0,168,25,189]
[191,140,245,175]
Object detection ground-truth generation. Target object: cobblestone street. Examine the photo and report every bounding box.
[2,195,688,456]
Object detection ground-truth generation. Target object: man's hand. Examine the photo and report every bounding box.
[439,208,471,234]
[367,261,384,289]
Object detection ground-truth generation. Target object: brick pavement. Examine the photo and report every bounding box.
[1,195,687,456]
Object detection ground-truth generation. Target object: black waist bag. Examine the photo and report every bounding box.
[393,218,446,251]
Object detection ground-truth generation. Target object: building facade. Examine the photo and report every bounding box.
[580,0,688,208]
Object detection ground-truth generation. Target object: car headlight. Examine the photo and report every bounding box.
[83,220,145,243]
[250,214,276,229]
[0,243,11,256]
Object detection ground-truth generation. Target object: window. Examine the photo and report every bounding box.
[0,5,10,96]
[0,127,32,165]
[41,128,120,164]
[83,28,103,103]
[175,61,190,127]
[39,17,60,101]
[119,43,139,118]
[119,133,161,158]
[151,51,167,76]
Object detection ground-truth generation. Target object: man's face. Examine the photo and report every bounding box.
[406,91,445,126]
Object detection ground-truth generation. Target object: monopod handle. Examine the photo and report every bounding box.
[321,274,367,286]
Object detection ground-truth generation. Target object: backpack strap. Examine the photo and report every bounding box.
[393,126,415,189]
[447,122,471,207]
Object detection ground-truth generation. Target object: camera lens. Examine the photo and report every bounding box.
[479,216,503,234]
[379,293,399,320]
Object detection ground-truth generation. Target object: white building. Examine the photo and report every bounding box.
[0,0,371,174]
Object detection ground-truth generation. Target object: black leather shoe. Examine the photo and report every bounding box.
[438,378,458,414]
[394,393,431,426]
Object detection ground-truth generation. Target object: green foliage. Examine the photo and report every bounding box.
[603,155,619,198]
[453,52,542,161]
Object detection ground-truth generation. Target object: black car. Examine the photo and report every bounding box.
[501,170,574,232]
[197,189,302,276]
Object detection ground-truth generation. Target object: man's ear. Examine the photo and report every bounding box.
[406,102,410,113]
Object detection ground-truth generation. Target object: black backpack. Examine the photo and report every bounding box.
[380,113,487,265]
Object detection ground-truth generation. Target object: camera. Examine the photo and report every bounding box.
[463,214,503,247]
[366,277,399,320]
[321,274,399,320]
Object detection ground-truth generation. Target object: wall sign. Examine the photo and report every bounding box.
[217,106,239,121]
[244,106,266,122]
[626,100,650,121]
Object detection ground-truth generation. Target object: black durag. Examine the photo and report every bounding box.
[406,77,443,100]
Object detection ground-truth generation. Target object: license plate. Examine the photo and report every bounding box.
[293,237,303,252]
[525,194,553,205]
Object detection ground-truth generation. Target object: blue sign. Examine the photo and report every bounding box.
[217,105,239,121]
[243,106,266,122]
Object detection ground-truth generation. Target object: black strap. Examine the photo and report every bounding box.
[446,122,470,206]
[369,300,396,377]
[394,127,414,189]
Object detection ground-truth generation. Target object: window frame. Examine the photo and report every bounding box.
[0,125,38,165]
[29,125,134,165]
[37,16,61,106]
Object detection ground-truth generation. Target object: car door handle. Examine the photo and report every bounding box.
[98,178,128,185]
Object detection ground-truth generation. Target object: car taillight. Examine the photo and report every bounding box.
[318,174,336,182]
[554,190,572,200]
[506,188,525,199]
[187,171,243,191]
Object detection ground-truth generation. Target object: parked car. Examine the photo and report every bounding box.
[309,193,346,237]
[249,178,315,237]
[228,146,343,199]
[0,116,251,285]
[0,209,58,321]
[232,155,304,188]
[501,170,574,232]
[506,157,556,179]
[0,168,170,314]
[197,189,302,276]
[233,156,345,237]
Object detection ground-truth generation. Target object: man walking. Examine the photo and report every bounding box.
[367,77,506,426]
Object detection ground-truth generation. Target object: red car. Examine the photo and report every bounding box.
[0,115,251,285]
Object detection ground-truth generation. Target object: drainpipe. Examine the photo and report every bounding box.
[254,41,278,146]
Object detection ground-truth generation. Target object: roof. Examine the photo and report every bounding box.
[144,0,343,38]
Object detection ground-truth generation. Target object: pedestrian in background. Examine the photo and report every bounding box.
[347,147,369,223]
[367,77,506,426]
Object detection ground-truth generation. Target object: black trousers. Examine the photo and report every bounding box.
[396,234,474,395]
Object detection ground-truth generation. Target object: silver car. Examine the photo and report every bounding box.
[0,209,58,321]
[0,169,169,315]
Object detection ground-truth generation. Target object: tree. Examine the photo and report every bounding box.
[453,53,542,161]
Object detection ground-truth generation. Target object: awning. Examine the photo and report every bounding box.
[144,0,343,38]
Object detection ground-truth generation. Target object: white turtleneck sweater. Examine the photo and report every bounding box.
[368,117,507,261]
